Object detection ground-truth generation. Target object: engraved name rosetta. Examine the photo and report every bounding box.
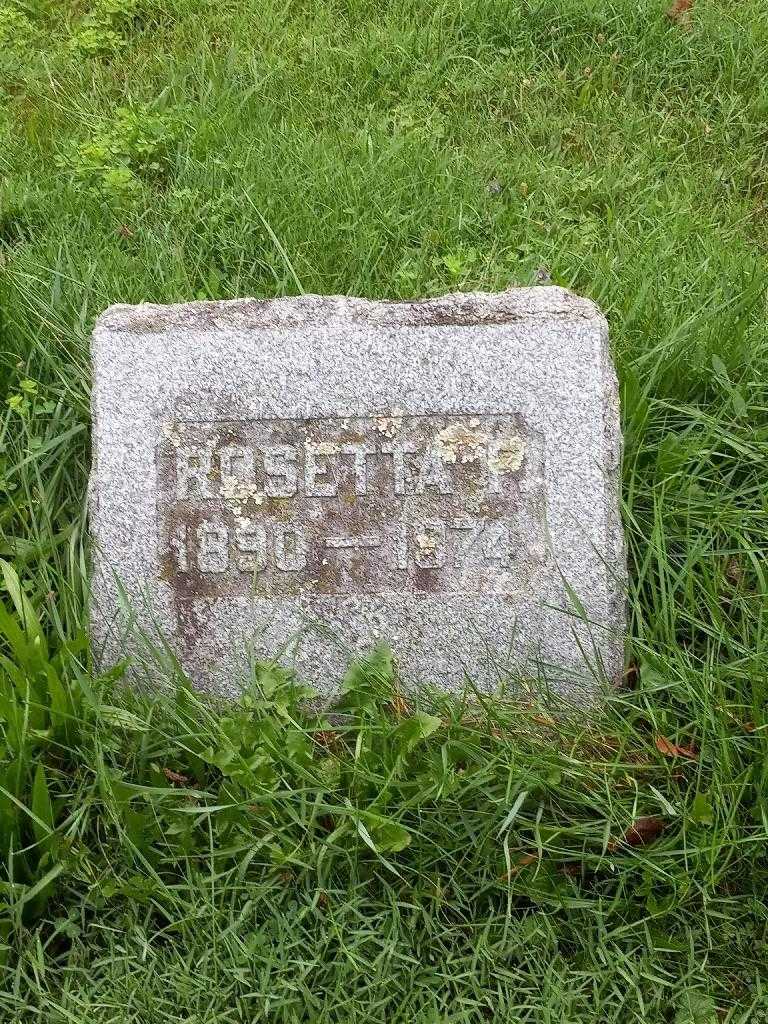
[156,414,547,597]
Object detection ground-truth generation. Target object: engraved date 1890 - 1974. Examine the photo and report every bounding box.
[156,413,547,598]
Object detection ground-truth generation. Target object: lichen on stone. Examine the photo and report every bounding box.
[376,416,398,438]
[434,422,487,464]
[307,440,339,456]
[162,420,185,447]
[221,475,265,507]
[489,434,525,474]
[415,531,438,552]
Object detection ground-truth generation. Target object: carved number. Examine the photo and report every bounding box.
[171,521,307,574]
[171,518,510,575]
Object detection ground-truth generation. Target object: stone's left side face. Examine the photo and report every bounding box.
[90,288,625,700]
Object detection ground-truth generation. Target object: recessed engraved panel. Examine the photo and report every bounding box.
[156,414,547,599]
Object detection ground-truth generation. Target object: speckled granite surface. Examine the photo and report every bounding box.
[90,287,625,701]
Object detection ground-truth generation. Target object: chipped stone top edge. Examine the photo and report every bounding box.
[92,286,604,337]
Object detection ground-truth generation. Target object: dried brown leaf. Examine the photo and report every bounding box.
[623,661,639,687]
[666,0,693,26]
[390,687,411,719]
[608,815,665,852]
[725,556,744,585]
[655,735,698,760]
[500,852,538,879]
[531,714,556,728]
[312,729,341,751]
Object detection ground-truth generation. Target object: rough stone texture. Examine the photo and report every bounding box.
[90,287,625,701]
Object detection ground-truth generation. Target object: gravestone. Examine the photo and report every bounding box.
[90,287,625,700]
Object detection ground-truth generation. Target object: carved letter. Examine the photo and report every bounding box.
[340,442,376,495]
[219,445,254,483]
[448,517,480,567]
[415,448,454,495]
[197,520,229,573]
[304,445,338,497]
[234,520,268,572]
[482,521,511,565]
[393,522,408,570]
[169,523,189,572]
[176,445,213,499]
[263,445,298,497]
[487,435,525,493]
[274,525,307,571]
[380,441,418,495]
[414,520,447,568]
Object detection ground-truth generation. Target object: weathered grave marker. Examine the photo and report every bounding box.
[90,288,625,699]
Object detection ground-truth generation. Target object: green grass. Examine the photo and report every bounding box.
[1,0,767,1020]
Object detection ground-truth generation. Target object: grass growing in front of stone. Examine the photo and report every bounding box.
[1,0,767,1020]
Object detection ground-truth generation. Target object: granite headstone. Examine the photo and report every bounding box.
[90,287,625,700]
